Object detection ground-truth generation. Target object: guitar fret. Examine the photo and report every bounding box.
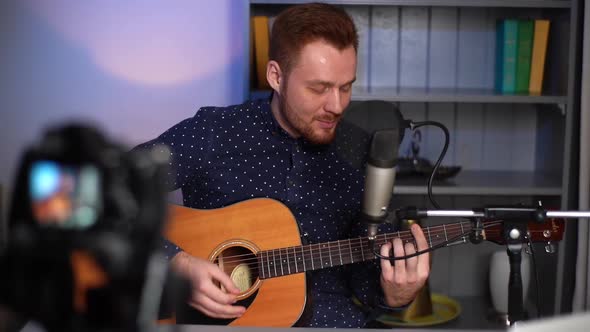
[272,249,279,277]
[278,248,284,276]
[285,248,297,274]
[374,236,381,259]
[359,237,365,261]
[301,246,307,271]
[286,248,291,275]
[259,253,265,279]
[282,248,288,275]
[346,240,354,263]
[427,227,433,248]
[293,247,298,273]
[260,251,268,278]
[337,240,343,265]
[320,245,324,266]
[443,224,448,243]
[310,245,315,270]
[328,244,333,267]
[266,251,271,277]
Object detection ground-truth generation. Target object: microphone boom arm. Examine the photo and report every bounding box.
[396,206,590,221]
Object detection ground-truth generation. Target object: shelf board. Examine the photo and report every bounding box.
[352,87,568,104]
[395,170,562,196]
[250,0,571,9]
[250,88,568,104]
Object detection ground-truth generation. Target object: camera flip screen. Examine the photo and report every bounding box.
[29,160,101,229]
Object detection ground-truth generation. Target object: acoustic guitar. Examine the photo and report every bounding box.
[164,198,564,327]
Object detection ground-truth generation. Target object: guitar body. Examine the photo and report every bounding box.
[164,198,307,327]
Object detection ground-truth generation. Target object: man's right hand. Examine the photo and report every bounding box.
[170,251,246,319]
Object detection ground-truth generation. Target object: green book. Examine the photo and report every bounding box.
[495,19,519,93]
[515,20,534,93]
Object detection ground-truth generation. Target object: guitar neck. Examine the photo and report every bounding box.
[258,220,475,279]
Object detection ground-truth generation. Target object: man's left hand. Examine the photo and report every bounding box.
[379,223,430,308]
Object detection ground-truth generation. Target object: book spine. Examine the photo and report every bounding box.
[494,20,505,92]
[252,16,270,90]
[515,20,534,93]
[529,20,551,94]
[501,19,519,93]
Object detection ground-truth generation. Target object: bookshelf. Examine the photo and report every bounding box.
[248,1,578,197]
[248,0,581,321]
[394,170,562,196]
[254,87,569,104]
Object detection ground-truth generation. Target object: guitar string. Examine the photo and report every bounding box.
[213,231,552,278]
[213,225,474,266]
[220,230,476,275]
[215,227,550,270]
[212,221,523,268]
[213,220,501,265]
[212,222,543,266]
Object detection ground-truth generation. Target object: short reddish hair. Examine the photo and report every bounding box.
[269,3,358,77]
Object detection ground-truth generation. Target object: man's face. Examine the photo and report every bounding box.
[278,40,357,145]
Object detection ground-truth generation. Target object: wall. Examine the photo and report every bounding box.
[0,0,248,199]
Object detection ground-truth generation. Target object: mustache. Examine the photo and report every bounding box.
[314,114,341,122]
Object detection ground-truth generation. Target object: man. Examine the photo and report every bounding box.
[137,3,430,328]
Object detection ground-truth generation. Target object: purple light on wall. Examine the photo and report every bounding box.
[26,0,243,86]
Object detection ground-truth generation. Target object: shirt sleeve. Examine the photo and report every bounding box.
[161,237,182,260]
[132,108,211,258]
[131,109,210,191]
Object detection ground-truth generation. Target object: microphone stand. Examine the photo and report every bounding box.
[396,206,590,326]
[504,220,526,323]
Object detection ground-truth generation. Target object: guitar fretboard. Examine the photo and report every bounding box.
[257,221,473,279]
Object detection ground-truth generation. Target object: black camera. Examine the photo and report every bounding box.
[0,124,172,332]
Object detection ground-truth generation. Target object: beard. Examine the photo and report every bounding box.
[278,86,341,145]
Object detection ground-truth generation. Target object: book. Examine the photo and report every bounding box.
[345,6,370,89]
[369,6,399,89]
[251,16,271,90]
[515,20,534,93]
[529,20,550,94]
[495,19,519,94]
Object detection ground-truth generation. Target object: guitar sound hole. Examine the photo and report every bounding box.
[214,246,259,294]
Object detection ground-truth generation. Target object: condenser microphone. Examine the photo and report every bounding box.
[343,100,408,239]
[361,129,401,240]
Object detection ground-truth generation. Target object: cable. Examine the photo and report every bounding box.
[370,229,468,261]
[526,234,542,318]
[369,219,497,262]
[410,120,450,210]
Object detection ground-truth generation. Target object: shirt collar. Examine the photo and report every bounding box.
[255,95,288,137]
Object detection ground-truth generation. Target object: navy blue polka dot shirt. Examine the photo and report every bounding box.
[136,98,398,328]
